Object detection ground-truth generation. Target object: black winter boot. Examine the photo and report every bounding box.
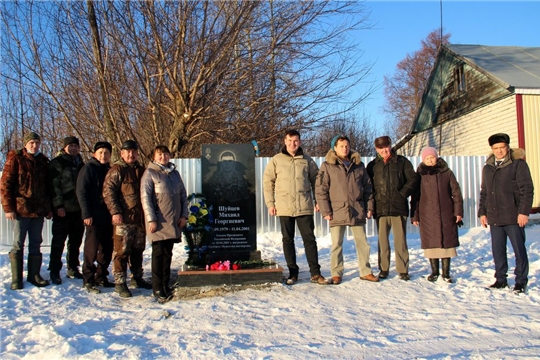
[442,258,452,283]
[9,251,24,290]
[115,282,132,298]
[114,273,132,297]
[131,272,153,289]
[27,254,50,287]
[427,258,439,282]
[50,271,62,285]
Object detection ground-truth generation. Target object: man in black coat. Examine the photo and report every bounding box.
[367,136,418,281]
[478,133,534,293]
[48,136,85,284]
[76,141,114,293]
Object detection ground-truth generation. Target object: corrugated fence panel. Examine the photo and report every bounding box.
[0,156,487,246]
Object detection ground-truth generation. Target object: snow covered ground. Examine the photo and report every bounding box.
[1,222,540,359]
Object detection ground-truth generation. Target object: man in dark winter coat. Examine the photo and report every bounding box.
[103,140,152,298]
[1,131,51,289]
[366,136,418,281]
[76,141,114,293]
[479,133,534,294]
[48,136,85,284]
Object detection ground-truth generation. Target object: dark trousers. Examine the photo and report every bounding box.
[49,212,84,272]
[151,239,175,292]
[82,223,113,284]
[490,224,529,285]
[279,215,321,277]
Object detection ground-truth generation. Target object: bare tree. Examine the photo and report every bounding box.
[1,0,375,161]
[305,113,376,158]
[382,29,450,140]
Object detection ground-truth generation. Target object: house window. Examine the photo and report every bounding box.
[454,65,466,93]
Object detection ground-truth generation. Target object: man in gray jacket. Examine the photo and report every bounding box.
[263,130,327,285]
[479,133,534,293]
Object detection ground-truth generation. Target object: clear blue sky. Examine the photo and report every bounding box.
[356,1,539,131]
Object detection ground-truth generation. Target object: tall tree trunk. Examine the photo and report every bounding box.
[86,0,118,147]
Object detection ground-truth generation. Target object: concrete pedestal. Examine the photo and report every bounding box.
[177,264,283,287]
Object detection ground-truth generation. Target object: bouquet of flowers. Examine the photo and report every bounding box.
[184,193,213,268]
[206,259,276,271]
[185,193,213,233]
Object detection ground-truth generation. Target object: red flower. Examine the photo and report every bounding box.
[232,264,240,270]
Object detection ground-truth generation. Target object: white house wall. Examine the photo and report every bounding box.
[401,95,518,156]
[523,95,540,208]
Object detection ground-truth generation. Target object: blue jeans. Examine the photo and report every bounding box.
[11,217,45,255]
[490,224,529,285]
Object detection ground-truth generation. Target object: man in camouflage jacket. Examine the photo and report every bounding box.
[103,140,151,298]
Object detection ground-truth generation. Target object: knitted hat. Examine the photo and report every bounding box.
[330,135,341,149]
[23,132,40,145]
[420,146,438,162]
[374,136,391,148]
[488,133,510,146]
[63,136,80,147]
[93,141,112,153]
[331,135,351,149]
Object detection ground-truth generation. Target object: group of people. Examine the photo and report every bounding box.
[263,130,534,293]
[1,129,534,297]
[1,133,187,302]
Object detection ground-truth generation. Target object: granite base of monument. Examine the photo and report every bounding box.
[176,263,284,287]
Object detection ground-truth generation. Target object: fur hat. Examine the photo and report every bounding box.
[374,136,391,148]
[23,132,41,145]
[420,146,438,162]
[488,133,510,146]
[63,136,80,147]
[93,141,112,153]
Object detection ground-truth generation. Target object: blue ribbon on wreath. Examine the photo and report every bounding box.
[196,246,208,259]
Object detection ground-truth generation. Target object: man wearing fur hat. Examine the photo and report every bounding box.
[1,131,51,289]
[48,136,85,284]
[478,133,534,294]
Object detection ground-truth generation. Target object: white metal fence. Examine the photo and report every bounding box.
[0,156,487,247]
